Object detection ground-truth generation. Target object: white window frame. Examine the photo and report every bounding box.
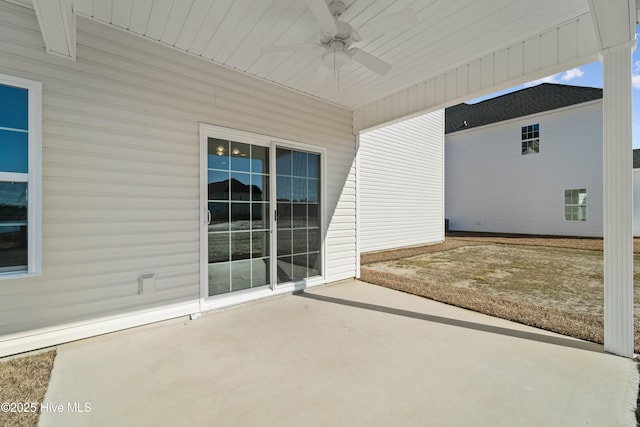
[563,188,588,222]
[521,123,540,155]
[0,74,42,279]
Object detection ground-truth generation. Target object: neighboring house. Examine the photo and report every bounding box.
[445,83,604,237]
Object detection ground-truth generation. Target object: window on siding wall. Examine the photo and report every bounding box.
[565,189,587,221]
[521,124,539,155]
[0,74,42,278]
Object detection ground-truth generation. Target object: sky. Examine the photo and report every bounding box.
[466,29,640,149]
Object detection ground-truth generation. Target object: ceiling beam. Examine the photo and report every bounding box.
[354,14,599,133]
[32,0,76,60]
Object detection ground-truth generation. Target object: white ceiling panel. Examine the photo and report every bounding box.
[110,0,133,29]
[67,0,599,109]
[128,0,153,34]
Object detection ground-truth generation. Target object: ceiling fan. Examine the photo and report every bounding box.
[260,0,418,77]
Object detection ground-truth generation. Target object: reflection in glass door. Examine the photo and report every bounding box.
[275,148,321,284]
[205,135,322,298]
[207,138,270,296]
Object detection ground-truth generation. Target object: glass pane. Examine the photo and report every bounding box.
[208,170,230,200]
[564,190,572,205]
[277,256,292,284]
[292,204,307,228]
[308,228,321,252]
[292,229,307,254]
[308,252,321,277]
[231,232,251,260]
[0,84,28,130]
[209,233,230,263]
[251,231,269,258]
[231,172,251,201]
[274,148,321,283]
[231,260,252,291]
[208,138,229,170]
[208,202,229,232]
[564,206,572,221]
[277,202,291,229]
[570,190,578,204]
[307,179,319,203]
[251,145,269,174]
[251,174,268,201]
[0,225,27,270]
[292,178,307,202]
[532,140,539,153]
[578,206,587,221]
[207,141,274,294]
[251,258,269,287]
[208,263,230,296]
[277,230,292,256]
[0,182,27,222]
[276,148,292,176]
[277,176,291,201]
[231,203,250,230]
[251,203,269,230]
[578,190,587,205]
[0,130,28,173]
[308,154,320,178]
[230,142,251,172]
[292,151,307,177]
[308,204,319,227]
[291,255,307,281]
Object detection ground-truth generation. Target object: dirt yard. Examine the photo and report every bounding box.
[361,233,640,352]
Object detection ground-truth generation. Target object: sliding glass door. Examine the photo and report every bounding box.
[275,148,321,283]
[205,133,321,299]
[207,138,270,296]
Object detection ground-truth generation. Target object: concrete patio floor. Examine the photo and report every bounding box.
[40,280,638,426]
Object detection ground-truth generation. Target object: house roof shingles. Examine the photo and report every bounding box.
[445,83,603,134]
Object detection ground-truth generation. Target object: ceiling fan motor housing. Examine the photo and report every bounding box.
[320,20,354,45]
[321,40,352,70]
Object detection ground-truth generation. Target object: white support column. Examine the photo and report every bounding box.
[602,43,635,357]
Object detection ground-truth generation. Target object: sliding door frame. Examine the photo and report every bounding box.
[199,123,327,312]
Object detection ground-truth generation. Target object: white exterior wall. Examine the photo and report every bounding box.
[445,100,603,237]
[358,111,445,253]
[0,4,355,355]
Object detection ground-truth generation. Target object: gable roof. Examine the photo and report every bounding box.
[445,83,603,134]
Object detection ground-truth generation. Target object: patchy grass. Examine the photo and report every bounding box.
[363,238,640,352]
[0,350,56,427]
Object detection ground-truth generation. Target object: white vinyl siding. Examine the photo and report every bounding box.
[445,101,603,237]
[0,3,355,347]
[358,111,444,253]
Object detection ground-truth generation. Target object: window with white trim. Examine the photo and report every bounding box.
[0,74,41,277]
[564,188,587,221]
[521,124,539,155]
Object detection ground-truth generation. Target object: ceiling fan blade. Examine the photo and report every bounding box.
[351,48,392,76]
[260,43,321,54]
[304,0,338,35]
[352,8,417,42]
